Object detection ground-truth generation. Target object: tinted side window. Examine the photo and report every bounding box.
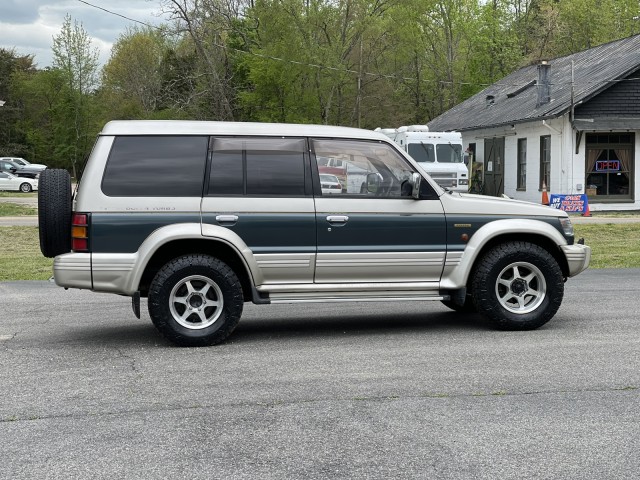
[209,139,243,195]
[102,136,208,197]
[209,137,306,196]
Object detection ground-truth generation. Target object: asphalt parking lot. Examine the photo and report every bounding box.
[1,268,639,479]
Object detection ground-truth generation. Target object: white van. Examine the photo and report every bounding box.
[376,126,469,192]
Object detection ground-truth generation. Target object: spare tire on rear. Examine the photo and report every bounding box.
[38,169,72,258]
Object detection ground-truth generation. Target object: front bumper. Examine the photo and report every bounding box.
[561,243,591,277]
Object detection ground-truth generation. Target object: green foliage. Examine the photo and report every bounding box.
[237,0,406,126]
[10,68,93,169]
[52,14,100,94]
[102,27,172,118]
[0,48,37,158]
[48,15,101,170]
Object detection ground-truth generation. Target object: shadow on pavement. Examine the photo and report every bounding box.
[50,309,491,348]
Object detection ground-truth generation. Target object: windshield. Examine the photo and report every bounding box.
[407,143,435,163]
[435,144,463,163]
[408,142,463,163]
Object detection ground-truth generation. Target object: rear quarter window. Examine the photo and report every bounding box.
[102,136,209,197]
[208,137,307,196]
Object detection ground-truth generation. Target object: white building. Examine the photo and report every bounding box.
[428,35,640,211]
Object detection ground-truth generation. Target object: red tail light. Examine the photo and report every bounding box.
[71,212,90,252]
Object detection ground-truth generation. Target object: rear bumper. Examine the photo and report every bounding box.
[53,252,137,294]
[53,253,92,289]
[561,244,591,277]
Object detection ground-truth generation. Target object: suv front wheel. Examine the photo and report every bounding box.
[148,254,244,347]
[471,242,564,330]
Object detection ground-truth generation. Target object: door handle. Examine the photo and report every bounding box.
[326,215,349,224]
[216,214,238,225]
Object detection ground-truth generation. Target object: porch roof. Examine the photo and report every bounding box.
[573,117,640,132]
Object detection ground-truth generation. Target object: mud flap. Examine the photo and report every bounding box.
[131,291,141,319]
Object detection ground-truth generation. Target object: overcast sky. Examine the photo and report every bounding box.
[0,0,166,68]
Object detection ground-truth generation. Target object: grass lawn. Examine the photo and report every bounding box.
[574,223,640,269]
[0,191,37,198]
[0,222,639,281]
[0,202,37,216]
[0,227,53,281]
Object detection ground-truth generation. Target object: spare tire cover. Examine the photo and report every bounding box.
[38,169,72,258]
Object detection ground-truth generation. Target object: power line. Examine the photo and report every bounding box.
[76,0,159,29]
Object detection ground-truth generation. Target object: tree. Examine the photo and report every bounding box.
[51,14,100,170]
[237,0,401,126]
[11,68,77,168]
[102,27,170,116]
[52,14,100,95]
[161,0,254,120]
[0,48,37,158]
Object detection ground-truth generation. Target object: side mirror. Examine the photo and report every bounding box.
[366,172,381,193]
[411,172,422,199]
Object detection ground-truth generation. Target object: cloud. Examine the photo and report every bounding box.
[0,0,43,23]
[0,0,163,68]
[0,21,58,68]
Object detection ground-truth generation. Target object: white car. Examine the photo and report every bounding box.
[0,157,47,170]
[320,173,343,194]
[0,171,39,193]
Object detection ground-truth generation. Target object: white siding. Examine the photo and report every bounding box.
[461,115,640,211]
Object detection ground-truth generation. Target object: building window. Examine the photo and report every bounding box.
[539,135,550,190]
[585,133,633,200]
[517,138,527,190]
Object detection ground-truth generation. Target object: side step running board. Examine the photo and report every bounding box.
[269,294,449,304]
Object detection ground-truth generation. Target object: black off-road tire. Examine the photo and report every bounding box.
[471,242,564,330]
[38,169,72,258]
[148,255,244,347]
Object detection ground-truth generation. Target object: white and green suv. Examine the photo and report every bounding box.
[38,121,591,346]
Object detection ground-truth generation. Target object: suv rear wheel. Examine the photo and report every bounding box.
[471,242,564,330]
[148,254,244,347]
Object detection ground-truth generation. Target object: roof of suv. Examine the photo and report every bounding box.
[100,120,389,141]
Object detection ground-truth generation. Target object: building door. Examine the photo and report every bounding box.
[483,137,505,196]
